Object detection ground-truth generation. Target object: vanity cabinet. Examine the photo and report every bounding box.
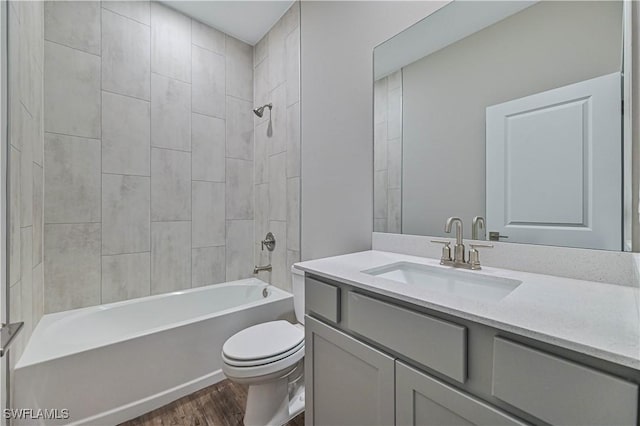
[304,274,640,426]
[305,316,395,426]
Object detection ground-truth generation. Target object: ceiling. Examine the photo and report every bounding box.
[160,1,295,46]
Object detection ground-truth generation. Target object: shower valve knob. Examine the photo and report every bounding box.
[261,232,276,252]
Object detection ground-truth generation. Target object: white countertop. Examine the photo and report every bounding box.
[295,250,640,370]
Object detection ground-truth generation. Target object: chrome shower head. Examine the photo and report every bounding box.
[253,103,272,118]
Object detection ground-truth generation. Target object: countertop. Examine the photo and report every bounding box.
[295,250,640,370]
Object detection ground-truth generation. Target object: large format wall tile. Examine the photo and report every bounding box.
[32,164,43,266]
[268,20,286,92]
[102,174,151,255]
[192,181,225,248]
[268,84,286,155]
[151,2,191,83]
[287,177,300,251]
[192,113,225,182]
[151,148,191,221]
[102,1,150,26]
[254,121,269,184]
[151,221,191,294]
[102,9,151,100]
[254,59,270,122]
[20,227,33,338]
[226,96,254,160]
[226,36,253,102]
[226,220,253,281]
[20,107,33,228]
[192,246,225,287]
[102,252,151,303]
[269,152,286,221]
[44,41,100,138]
[44,133,101,224]
[254,183,269,266]
[33,263,44,328]
[44,223,101,313]
[9,147,20,286]
[285,26,300,107]
[226,158,253,220]
[192,45,225,118]
[192,19,224,55]
[269,220,287,290]
[151,73,191,151]
[102,91,151,176]
[286,102,300,177]
[44,1,100,55]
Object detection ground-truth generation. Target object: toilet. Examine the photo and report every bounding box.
[222,267,306,426]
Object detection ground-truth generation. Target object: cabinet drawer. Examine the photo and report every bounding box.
[397,361,526,426]
[305,277,340,323]
[347,292,467,382]
[492,337,638,425]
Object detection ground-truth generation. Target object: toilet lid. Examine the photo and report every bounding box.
[222,320,304,361]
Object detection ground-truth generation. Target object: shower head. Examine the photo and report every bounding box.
[253,103,272,118]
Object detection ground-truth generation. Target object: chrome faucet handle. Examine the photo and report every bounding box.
[431,240,452,263]
[468,243,493,270]
[472,216,485,240]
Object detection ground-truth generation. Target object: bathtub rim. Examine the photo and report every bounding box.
[16,278,293,369]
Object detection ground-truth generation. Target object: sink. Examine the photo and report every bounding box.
[362,262,522,302]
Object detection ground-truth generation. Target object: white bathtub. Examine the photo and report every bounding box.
[13,278,294,425]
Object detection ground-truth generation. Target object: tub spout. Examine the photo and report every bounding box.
[253,264,272,274]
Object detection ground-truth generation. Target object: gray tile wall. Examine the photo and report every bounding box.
[373,70,402,233]
[253,3,300,292]
[42,1,255,313]
[7,0,45,367]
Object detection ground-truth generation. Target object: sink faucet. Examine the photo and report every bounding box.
[432,217,493,270]
[444,217,465,263]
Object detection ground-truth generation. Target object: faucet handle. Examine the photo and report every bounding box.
[431,240,452,263]
[468,243,493,270]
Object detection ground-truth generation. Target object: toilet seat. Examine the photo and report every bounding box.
[223,320,304,362]
[222,320,305,382]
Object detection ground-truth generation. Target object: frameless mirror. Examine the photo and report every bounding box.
[373,0,634,251]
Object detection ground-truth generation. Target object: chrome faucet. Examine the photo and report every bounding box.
[253,264,272,274]
[432,217,493,270]
[444,217,465,263]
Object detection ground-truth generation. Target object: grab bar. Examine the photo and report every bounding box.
[0,322,23,357]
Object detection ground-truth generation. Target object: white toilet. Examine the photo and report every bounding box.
[222,267,306,426]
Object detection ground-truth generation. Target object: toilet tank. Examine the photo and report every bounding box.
[291,266,305,324]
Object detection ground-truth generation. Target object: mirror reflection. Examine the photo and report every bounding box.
[373,1,631,251]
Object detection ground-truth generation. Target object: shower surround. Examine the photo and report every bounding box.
[42,1,254,313]
[38,0,301,314]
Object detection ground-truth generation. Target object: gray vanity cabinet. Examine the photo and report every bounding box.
[305,316,395,426]
[396,361,526,426]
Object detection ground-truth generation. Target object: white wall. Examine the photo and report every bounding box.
[300,1,444,261]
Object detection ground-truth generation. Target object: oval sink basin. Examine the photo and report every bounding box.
[363,262,522,302]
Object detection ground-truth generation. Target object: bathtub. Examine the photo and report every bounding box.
[13,278,294,425]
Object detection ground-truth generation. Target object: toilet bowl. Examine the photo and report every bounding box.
[222,267,305,426]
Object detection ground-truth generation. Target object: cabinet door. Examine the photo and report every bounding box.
[396,361,526,426]
[305,316,395,426]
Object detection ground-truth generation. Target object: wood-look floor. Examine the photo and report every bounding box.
[120,380,304,426]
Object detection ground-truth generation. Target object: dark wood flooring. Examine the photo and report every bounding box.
[120,380,304,426]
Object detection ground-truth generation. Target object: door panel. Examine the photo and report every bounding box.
[305,316,395,426]
[396,361,525,426]
[486,72,621,250]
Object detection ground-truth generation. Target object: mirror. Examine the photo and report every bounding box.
[373,1,634,251]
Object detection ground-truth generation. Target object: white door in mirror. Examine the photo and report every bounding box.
[486,72,621,250]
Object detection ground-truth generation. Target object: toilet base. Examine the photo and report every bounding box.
[243,369,305,426]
